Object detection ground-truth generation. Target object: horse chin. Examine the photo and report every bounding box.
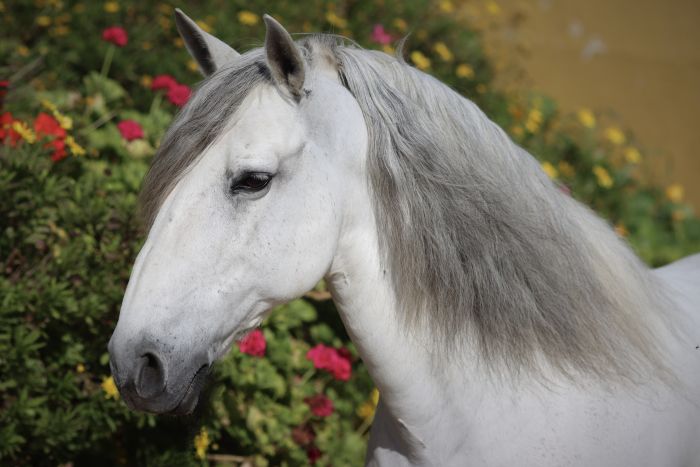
[167,363,211,416]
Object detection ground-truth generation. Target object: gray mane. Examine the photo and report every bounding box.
[142,35,674,383]
[140,50,270,228]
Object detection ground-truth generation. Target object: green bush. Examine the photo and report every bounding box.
[1,0,698,465]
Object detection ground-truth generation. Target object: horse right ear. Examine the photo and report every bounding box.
[174,8,240,76]
[263,14,306,101]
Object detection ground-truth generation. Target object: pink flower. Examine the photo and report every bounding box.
[306,344,352,381]
[102,26,128,47]
[151,74,178,92]
[304,394,334,417]
[307,446,322,464]
[167,83,191,107]
[117,120,144,142]
[371,24,393,45]
[291,424,315,446]
[238,329,266,357]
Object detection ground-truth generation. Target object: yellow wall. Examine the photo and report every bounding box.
[484,0,700,209]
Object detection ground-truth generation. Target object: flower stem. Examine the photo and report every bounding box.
[297,367,315,387]
[100,45,115,77]
[149,92,162,115]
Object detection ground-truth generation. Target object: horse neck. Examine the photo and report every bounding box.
[326,188,483,454]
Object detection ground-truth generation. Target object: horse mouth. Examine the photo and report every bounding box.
[167,363,210,415]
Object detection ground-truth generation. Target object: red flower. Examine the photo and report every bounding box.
[166,83,191,107]
[34,113,67,161]
[306,344,352,381]
[102,26,128,47]
[0,112,21,145]
[371,24,393,45]
[151,74,178,92]
[49,139,67,162]
[34,112,66,139]
[304,394,334,417]
[238,329,266,357]
[291,424,316,446]
[117,120,144,142]
[306,446,322,464]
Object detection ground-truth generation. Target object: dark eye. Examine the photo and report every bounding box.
[230,172,273,194]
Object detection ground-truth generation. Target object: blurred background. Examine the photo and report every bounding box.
[483,0,700,210]
[1,0,698,465]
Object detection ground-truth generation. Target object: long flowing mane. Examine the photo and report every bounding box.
[142,35,675,383]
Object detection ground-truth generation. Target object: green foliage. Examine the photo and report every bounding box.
[1,0,698,465]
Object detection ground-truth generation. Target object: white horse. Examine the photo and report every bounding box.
[109,10,700,466]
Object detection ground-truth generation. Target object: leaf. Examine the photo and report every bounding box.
[83,71,126,104]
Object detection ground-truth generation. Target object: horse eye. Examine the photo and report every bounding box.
[231,172,272,194]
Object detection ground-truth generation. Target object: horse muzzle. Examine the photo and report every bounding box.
[108,334,211,415]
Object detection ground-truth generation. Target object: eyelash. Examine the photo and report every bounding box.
[230,172,273,194]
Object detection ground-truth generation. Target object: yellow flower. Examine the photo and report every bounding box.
[54,113,72,130]
[558,161,575,178]
[410,51,431,70]
[196,20,212,33]
[433,42,453,62]
[142,41,152,51]
[158,16,171,30]
[237,10,259,26]
[17,45,30,57]
[624,147,641,164]
[194,427,210,460]
[439,1,455,13]
[101,376,119,399]
[187,60,199,72]
[525,108,543,133]
[325,11,347,29]
[614,224,629,237]
[486,1,501,15]
[140,75,153,88]
[592,165,613,188]
[66,136,85,156]
[382,44,395,55]
[12,121,36,143]
[41,99,57,113]
[76,363,86,373]
[665,184,684,203]
[605,127,625,145]
[541,161,558,179]
[511,125,524,137]
[393,18,408,32]
[173,37,184,48]
[56,13,71,25]
[53,26,70,36]
[357,388,380,421]
[36,16,51,27]
[456,63,474,79]
[103,1,119,13]
[577,108,595,128]
[671,210,685,222]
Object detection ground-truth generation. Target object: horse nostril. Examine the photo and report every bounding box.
[134,352,166,399]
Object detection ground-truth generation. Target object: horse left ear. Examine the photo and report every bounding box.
[263,14,306,100]
[174,8,240,76]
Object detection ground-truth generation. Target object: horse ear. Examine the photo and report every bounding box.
[263,14,305,100]
[174,8,240,76]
